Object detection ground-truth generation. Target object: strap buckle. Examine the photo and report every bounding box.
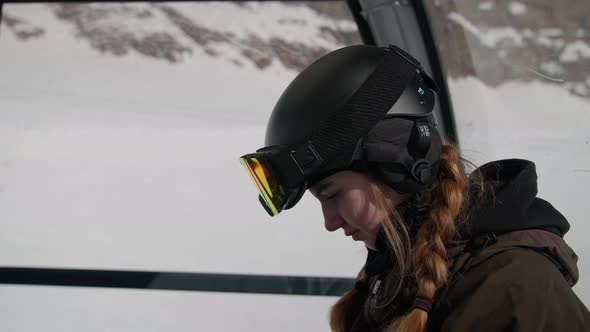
[290,142,323,177]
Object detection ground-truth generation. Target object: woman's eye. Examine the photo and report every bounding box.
[326,191,340,200]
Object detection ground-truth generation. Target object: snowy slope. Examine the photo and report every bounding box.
[0,3,361,331]
[0,3,366,279]
[431,0,590,100]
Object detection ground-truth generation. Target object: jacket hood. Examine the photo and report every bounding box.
[460,159,570,237]
[453,159,579,285]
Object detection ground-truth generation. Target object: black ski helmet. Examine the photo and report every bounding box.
[265,45,438,147]
[241,44,442,216]
[265,45,442,195]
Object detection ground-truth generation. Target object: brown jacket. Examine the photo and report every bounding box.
[352,229,590,332]
[432,229,589,331]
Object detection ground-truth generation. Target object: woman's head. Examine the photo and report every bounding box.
[240,44,456,332]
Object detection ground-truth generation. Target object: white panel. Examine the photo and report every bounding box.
[0,285,337,332]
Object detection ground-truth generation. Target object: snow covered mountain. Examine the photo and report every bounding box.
[426,0,590,99]
[2,2,360,70]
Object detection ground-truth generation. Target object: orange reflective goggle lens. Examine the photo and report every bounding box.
[239,155,287,216]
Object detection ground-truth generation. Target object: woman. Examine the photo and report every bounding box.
[239,45,590,331]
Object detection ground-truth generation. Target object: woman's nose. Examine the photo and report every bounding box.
[321,202,343,232]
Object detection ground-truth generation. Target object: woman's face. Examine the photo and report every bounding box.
[309,171,406,250]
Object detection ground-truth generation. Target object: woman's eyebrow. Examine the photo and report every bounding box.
[315,181,332,194]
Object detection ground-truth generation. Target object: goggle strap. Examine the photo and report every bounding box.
[267,149,308,189]
[298,45,424,172]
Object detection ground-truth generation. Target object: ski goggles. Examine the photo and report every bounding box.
[239,149,309,216]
